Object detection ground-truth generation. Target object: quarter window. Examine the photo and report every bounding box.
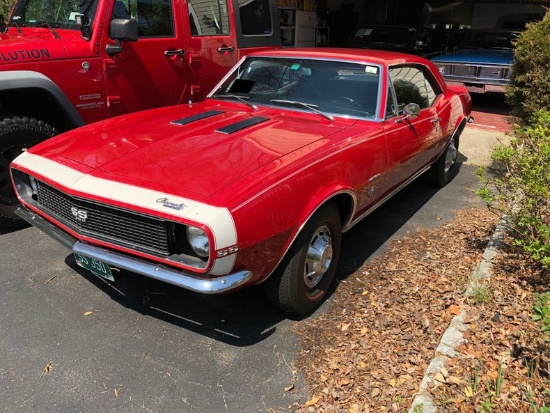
[389,66,439,112]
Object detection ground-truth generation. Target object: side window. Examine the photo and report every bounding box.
[239,0,273,36]
[188,0,230,36]
[112,0,174,37]
[386,85,397,118]
[389,66,439,112]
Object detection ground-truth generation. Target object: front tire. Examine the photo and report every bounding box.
[264,202,341,315]
[0,116,58,229]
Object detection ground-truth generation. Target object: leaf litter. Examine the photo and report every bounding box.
[288,207,549,412]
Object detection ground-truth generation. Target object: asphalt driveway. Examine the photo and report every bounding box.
[0,99,511,412]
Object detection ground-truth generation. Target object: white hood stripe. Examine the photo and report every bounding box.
[14,152,237,251]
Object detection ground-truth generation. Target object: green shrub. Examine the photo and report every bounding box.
[0,0,13,19]
[507,10,550,122]
[478,110,550,269]
[533,292,550,337]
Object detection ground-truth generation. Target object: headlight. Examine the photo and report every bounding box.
[436,64,446,75]
[29,175,38,196]
[186,226,210,258]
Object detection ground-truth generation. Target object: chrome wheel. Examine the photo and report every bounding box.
[304,225,333,289]
[444,137,458,173]
[264,202,341,315]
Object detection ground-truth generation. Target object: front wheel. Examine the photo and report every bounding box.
[429,132,459,187]
[264,202,341,315]
[0,116,58,230]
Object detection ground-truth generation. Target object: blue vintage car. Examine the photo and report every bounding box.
[431,28,519,94]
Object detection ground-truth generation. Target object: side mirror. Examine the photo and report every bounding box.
[396,102,421,122]
[106,18,138,55]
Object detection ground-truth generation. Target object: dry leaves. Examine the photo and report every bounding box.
[42,362,52,374]
[292,208,549,412]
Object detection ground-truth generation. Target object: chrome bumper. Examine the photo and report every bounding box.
[16,206,252,294]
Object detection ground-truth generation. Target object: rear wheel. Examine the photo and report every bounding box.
[264,202,341,315]
[429,132,459,187]
[0,116,58,230]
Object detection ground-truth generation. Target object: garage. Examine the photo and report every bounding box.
[277,0,546,49]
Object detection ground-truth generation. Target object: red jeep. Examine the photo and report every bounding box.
[0,0,281,228]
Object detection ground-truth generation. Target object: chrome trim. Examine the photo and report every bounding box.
[15,206,252,294]
[72,242,251,294]
[343,164,431,232]
[16,205,77,249]
[369,173,382,182]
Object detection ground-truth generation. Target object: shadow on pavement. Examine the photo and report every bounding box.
[60,160,466,346]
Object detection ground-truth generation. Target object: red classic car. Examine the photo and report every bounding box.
[10,48,472,315]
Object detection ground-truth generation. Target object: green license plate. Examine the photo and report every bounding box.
[74,253,114,282]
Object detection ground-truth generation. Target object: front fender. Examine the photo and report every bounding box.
[0,70,84,127]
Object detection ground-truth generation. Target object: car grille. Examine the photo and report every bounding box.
[479,66,507,79]
[453,65,476,77]
[442,64,510,83]
[35,180,170,256]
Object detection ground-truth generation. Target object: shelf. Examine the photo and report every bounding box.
[279,8,317,47]
[315,26,330,47]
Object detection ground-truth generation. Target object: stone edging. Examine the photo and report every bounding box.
[408,216,508,413]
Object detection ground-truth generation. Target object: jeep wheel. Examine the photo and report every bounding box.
[0,117,58,230]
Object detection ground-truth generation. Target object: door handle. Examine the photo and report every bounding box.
[164,49,185,57]
[217,46,235,53]
[431,117,442,124]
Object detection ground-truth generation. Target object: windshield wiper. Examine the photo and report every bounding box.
[40,22,60,38]
[11,21,22,34]
[213,94,258,111]
[270,99,334,122]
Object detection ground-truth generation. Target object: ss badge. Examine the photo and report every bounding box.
[71,206,88,222]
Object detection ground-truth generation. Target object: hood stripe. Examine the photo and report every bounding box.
[216,116,269,134]
[12,152,237,257]
[171,110,224,125]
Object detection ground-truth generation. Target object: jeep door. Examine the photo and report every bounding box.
[102,0,191,116]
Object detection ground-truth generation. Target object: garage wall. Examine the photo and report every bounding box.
[326,0,366,24]
[471,3,544,28]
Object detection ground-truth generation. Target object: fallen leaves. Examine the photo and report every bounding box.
[293,208,549,412]
[42,362,52,374]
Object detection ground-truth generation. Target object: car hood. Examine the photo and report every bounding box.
[29,102,354,199]
[431,49,513,65]
[0,29,90,63]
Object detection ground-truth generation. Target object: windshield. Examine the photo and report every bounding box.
[10,0,99,29]
[352,26,416,47]
[459,30,517,50]
[211,57,381,119]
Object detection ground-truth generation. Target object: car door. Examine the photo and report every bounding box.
[102,0,191,116]
[185,0,239,102]
[383,64,443,191]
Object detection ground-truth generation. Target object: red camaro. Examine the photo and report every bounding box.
[10,48,472,315]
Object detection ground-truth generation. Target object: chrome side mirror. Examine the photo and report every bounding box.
[396,103,421,123]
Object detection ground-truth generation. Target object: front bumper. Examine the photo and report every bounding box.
[460,82,506,94]
[16,206,252,294]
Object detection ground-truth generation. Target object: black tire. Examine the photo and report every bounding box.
[429,132,459,187]
[264,202,341,315]
[0,116,58,229]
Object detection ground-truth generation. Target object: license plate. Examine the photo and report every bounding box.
[74,253,115,282]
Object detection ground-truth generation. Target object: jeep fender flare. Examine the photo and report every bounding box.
[0,70,85,128]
